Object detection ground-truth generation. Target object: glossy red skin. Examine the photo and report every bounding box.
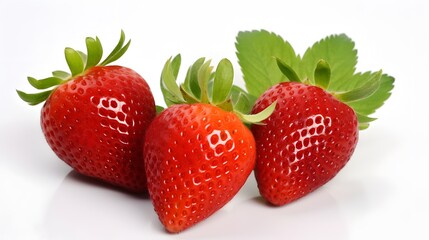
[144,104,255,233]
[41,66,156,192]
[252,82,358,206]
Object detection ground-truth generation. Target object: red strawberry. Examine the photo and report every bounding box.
[17,31,156,192]
[251,59,379,206]
[144,55,275,232]
[145,103,255,232]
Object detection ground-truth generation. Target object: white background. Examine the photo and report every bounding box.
[1,0,428,239]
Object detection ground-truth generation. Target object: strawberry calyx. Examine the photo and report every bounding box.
[17,30,131,105]
[160,55,276,124]
[275,58,382,130]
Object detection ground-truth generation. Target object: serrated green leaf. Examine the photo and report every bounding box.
[212,59,234,104]
[347,74,394,116]
[236,30,300,97]
[335,70,382,102]
[85,36,103,70]
[236,30,394,130]
[27,76,63,90]
[52,70,70,79]
[65,47,84,76]
[300,34,357,90]
[16,89,52,105]
[356,112,377,123]
[358,123,370,130]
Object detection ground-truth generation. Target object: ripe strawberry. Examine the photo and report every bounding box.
[145,104,255,232]
[251,59,380,206]
[17,31,156,192]
[144,55,275,232]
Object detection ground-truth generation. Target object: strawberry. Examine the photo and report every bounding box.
[144,55,275,232]
[17,31,156,192]
[251,59,381,206]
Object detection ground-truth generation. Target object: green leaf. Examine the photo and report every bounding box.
[77,50,87,65]
[102,40,130,66]
[197,60,213,104]
[162,54,182,105]
[212,58,234,104]
[171,54,182,79]
[52,70,70,79]
[160,57,185,106]
[233,92,251,114]
[230,85,255,114]
[335,70,382,102]
[235,30,394,130]
[314,59,331,89]
[27,76,63,90]
[358,123,370,130]
[65,47,84,77]
[332,71,394,129]
[347,73,394,116]
[216,100,234,112]
[16,89,52,105]
[85,36,103,70]
[356,112,377,124]
[356,112,377,130]
[300,34,357,90]
[100,30,130,66]
[276,57,301,82]
[183,57,205,100]
[236,30,300,97]
[156,105,165,114]
[180,86,199,104]
[236,101,277,124]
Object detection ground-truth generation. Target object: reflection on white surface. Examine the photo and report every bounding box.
[42,171,348,240]
[42,171,157,240]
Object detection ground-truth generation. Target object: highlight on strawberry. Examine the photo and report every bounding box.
[143,55,276,232]
[17,31,156,192]
[236,30,394,206]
